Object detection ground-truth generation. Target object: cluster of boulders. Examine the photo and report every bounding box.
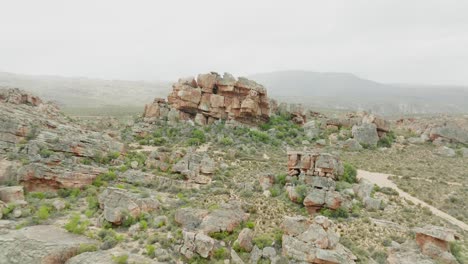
[172,152,217,184]
[281,215,357,263]
[143,72,272,125]
[396,117,468,145]
[0,88,124,191]
[283,151,346,213]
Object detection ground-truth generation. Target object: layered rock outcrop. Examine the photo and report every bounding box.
[414,225,459,264]
[143,72,271,125]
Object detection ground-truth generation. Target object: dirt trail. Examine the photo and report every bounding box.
[357,170,468,232]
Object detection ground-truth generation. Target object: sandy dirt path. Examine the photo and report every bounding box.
[357,170,468,232]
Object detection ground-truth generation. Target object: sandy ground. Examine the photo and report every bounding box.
[357,169,468,232]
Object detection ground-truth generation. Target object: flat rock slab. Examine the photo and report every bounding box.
[0,225,97,264]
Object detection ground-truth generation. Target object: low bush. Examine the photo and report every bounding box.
[65,213,89,234]
[341,163,357,183]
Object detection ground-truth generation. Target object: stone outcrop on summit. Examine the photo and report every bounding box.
[143,72,271,125]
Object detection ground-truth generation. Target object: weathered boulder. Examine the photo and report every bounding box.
[414,225,459,264]
[352,123,379,147]
[353,179,374,200]
[340,138,363,151]
[0,225,97,264]
[434,146,456,158]
[363,197,383,211]
[237,228,254,252]
[281,215,356,263]
[303,121,320,139]
[98,187,160,225]
[0,186,25,203]
[462,147,468,158]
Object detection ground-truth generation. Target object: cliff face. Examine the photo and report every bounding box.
[144,72,271,125]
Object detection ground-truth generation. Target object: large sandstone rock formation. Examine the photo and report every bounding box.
[287,151,344,179]
[144,72,271,125]
[281,215,356,263]
[0,225,97,264]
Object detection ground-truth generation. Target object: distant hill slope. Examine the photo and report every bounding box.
[249,71,468,115]
[0,72,171,108]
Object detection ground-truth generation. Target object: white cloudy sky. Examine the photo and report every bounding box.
[0,0,467,85]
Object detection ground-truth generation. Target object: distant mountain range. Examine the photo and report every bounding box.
[249,71,468,115]
[0,72,171,108]
[0,70,467,116]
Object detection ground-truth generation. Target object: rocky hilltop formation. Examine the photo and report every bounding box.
[144,72,272,125]
[0,88,124,190]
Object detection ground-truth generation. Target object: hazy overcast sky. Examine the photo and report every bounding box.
[0,0,467,84]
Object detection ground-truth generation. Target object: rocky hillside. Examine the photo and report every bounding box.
[0,83,467,264]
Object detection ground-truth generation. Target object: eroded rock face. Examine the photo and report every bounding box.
[17,163,106,191]
[281,215,356,263]
[98,187,160,225]
[0,225,97,264]
[144,72,271,125]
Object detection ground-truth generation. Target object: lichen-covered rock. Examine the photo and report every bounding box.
[0,225,97,264]
[352,123,379,147]
[237,228,254,252]
[98,187,160,225]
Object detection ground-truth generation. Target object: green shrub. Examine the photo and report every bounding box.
[78,243,98,254]
[2,203,15,216]
[140,220,148,230]
[146,244,156,258]
[341,163,357,183]
[270,185,281,197]
[248,130,270,143]
[39,149,54,158]
[320,207,349,219]
[275,174,287,186]
[220,136,234,146]
[295,185,308,203]
[65,213,89,234]
[253,234,273,249]
[450,242,464,263]
[188,129,206,146]
[377,131,396,148]
[36,205,50,220]
[112,254,128,264]
[245,221,255,229]
[30,192,46,200]
[213,247,229,260]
